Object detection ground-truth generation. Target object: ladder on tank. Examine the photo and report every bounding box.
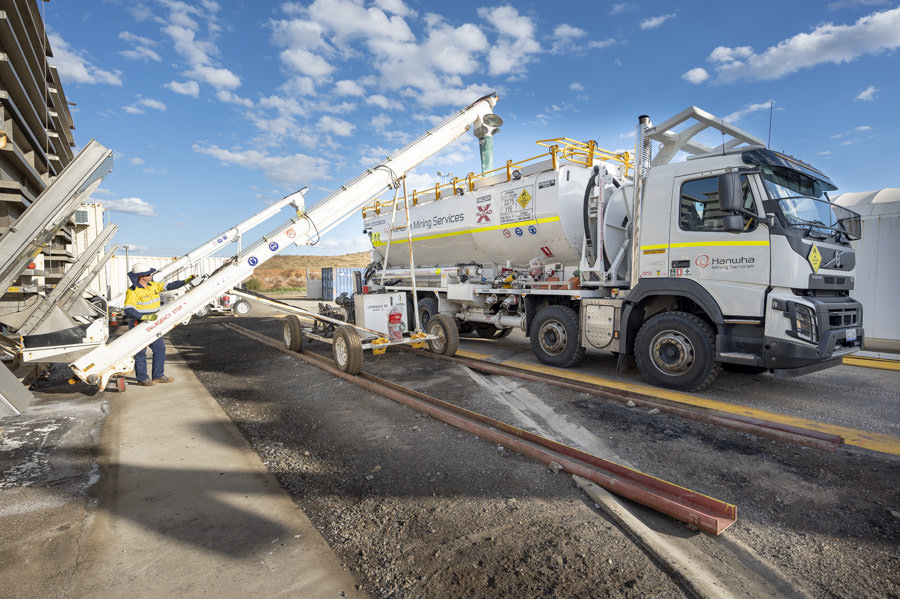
[378,175,424,332]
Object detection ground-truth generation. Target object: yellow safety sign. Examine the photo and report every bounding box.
[517,189,532,209]
[808,244,822,273]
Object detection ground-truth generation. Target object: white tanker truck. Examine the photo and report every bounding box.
[360,106,864,391]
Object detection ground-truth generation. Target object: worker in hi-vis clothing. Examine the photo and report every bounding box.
[123,262,195,386]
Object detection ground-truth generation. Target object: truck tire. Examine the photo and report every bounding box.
[427,314,460,356]
[333,325,363,374]
[283,315,304,352]
[233,300,251,316]
[530,305,585,368]
[194,304,211,319]
[418,297,439,329]
[634,311,721,391]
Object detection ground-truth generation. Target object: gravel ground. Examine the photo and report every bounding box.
[169,316,899,598]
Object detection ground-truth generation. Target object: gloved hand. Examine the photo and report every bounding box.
[140,313,159,321]
[185,274,196,284]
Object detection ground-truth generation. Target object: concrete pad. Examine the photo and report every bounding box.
[0,346,366,599]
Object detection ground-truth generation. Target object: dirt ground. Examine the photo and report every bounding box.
[168,317,899,598]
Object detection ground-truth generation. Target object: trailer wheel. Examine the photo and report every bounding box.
[634,311,721,391]
[417,297,439,329]
[333,325,363,374]
[427,314,460,356]
[194,304,211,319]
[233,300,251,316]
[530,305,585,368]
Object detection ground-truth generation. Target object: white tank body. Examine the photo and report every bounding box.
[365,161,599,269]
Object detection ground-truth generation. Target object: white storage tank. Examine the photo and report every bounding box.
[834,188,900,355]
[364,160,603,269]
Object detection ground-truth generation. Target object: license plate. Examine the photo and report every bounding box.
[846,328,857,342]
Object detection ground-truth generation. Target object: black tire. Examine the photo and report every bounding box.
[529,305,585,368]
[233,300,251,316]
[333,325,363,374]
[283,315,304,352]
[418,297,439,329]
[427,314,460,356]
[634,311,721,391]
[457,322,474,335]
[194,304,211,319]
[495,327,513,338]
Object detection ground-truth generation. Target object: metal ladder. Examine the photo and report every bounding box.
[378,176,424,332]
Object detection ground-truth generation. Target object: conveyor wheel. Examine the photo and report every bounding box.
[427,314,460,356]
[283,315,304,352]
[333,325,363,374]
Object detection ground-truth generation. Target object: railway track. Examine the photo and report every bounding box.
[221,320,810,599]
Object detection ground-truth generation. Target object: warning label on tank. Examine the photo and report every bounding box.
[500,186,534,224]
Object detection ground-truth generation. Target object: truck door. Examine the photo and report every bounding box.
[668,173,770,317]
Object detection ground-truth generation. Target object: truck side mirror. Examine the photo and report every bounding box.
[718,172,742,212]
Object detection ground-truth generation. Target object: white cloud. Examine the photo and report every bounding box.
[570,82,585,91]
[334,80,366,96]
[724,102,774,123]
[166,80,200,97]
[551,24,587,54]
[47,32,122,86]
[105,197,157,216]
[682,67,709,84]
[855,85,878,100]
[709,6,900,83]
[193,144,332,187]
[477,5,541,76]
[280,48,335,81]
[317,115,356,137]
[366,95,392,109]
[123,97,167,114]
[158,1,243,92]
[610,3,636,15]
[373,0,416,17]
[640,13,676,30]
[119,31,161,62]
[130,157,145,165]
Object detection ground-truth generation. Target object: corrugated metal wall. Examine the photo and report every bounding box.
[321,267,363,300]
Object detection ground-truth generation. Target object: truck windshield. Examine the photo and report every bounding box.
[761,166,861,241]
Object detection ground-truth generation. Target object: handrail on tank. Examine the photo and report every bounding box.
[361,137,632,218]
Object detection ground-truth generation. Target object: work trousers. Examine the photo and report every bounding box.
[134,336,166,382]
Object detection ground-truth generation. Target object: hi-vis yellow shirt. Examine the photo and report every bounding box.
[124,281,166,317]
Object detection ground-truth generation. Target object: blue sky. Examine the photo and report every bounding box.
[42,0,900,257]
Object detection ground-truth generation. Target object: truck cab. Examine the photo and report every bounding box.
[625,145,863,389]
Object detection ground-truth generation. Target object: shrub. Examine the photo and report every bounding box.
[243,277,263,291]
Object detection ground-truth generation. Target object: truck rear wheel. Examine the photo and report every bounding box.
[634,311,720,391]
[530,305,585,368]
[283,315,304,352]
[233,300,251,316]
[418,297,439,329]
[427,314,460,356]
[333,325,363,374]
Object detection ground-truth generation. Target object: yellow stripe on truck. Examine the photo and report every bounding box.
[641,240,770,251]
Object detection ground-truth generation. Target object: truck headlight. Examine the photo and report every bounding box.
[792,303,818,343]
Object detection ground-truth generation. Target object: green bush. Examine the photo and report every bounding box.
[243,278,262,291]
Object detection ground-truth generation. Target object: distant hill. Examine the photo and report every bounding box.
[250,252,370,290]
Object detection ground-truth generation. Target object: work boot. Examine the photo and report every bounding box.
[138,379,156,386]
[154,376,174,383]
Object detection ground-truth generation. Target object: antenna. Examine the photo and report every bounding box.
[767,100,774,148]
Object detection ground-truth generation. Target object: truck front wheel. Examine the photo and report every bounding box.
[530,305,585,368]
[634,311,720,391]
